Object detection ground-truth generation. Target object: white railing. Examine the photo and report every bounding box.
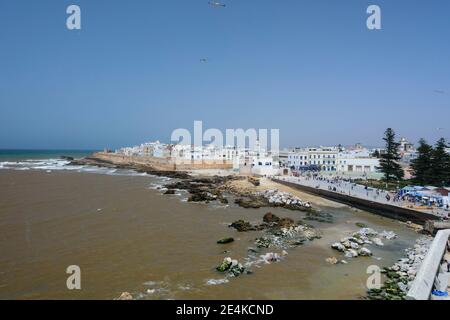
[406,229,450,300]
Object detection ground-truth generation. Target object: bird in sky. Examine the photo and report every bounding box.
[434,90,446,94]
[200,58,208,63]
[208,1,226,8]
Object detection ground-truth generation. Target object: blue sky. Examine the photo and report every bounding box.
[0,0,449,149]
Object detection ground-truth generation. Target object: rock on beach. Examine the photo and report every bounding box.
[331,227,397,259]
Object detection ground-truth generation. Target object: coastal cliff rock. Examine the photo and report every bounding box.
[69,156,192,179]
[163,176,240,204]
[229,220,264,232]
[160,174,316,214]
[234,196,268,209]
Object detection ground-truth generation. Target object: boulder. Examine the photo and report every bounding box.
[278,217,295,228]
[234,197,267,209]
[216,257,232,272]
[261,252,282,263]
[342,240,352,249]
[345,249,359,258]
[217,237,234,244]
[118,292,133,300]
[229,220,255,232]
[188,192,215,202]
[303,228,322,240]
[380,230,397,240]
[326,257,339,265]
[255,237,271,248]
[263,212,280,224]
[248,176,260,186]
[219,197,229,204]
[331,242,346,252]
[229,262,245,276]
[358,228,378,237]
[350,242,360,250]
[355,222,368,228]
[372,238,384,246]
[358,247,372,256]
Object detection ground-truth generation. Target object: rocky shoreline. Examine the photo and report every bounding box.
[160,174,314,213]
[366,236,433,300]
[327,225,433,300]
[70,156,312,212]
[330,227,398,261]
[214,212,322,280]
[69,156,191,179]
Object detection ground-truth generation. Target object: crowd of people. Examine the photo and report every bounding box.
[284,173,449,220]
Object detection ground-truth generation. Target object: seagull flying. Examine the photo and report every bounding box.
[208,1,226,8]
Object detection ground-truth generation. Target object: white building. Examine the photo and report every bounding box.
[308,147,338,171]
[278,149,290,167]
[143,141,169,158]
[251,156,280,176]
[337,150,379,173]
[116,140,172,158]
[287,147,338,171]
[117,140,277,174]
[287,149,309,170]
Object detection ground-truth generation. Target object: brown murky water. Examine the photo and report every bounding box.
[0,170,418,300]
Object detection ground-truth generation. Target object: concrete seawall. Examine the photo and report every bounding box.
[273,179,439,225]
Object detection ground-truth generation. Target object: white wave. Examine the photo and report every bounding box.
[177,284,192,291]
[0,158,168,182]
[148,183,165,190]
[108,170,148,177]
[0,161,21,166]
[1,159,71,171]
[205,278,229,286]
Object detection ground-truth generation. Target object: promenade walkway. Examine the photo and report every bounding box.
[277,175,449,219]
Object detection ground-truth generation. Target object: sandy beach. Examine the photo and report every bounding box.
[227,177,348,209]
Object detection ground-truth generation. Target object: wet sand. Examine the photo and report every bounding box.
[0,170,419,299]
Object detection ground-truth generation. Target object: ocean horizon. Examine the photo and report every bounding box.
[0,149,97,161]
